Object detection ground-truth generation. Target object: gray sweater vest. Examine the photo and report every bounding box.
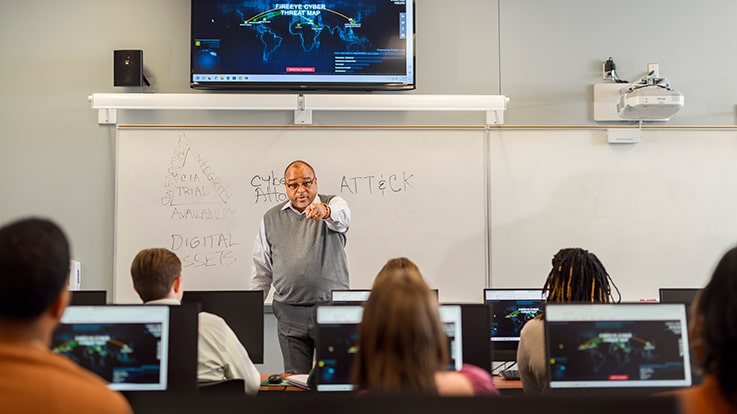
[264,194,349,304]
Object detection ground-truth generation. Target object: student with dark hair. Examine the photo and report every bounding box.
[353,257,497,396]
[674,246,737,413]
[131,247,261,395]
[516,247,620,395]
[0,217,132,413]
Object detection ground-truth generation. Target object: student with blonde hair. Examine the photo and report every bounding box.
[370,256,423,289]
[353,257,497,396]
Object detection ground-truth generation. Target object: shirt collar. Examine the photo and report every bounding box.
[144,298,181,305]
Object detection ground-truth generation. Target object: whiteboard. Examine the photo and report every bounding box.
[490,129,737,301]
[114,127,488,304]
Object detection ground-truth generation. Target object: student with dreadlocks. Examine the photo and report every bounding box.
[673,246,737,413]
[516,247,620,395]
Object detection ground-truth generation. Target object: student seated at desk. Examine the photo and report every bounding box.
[352,257,498,396]
[516,248,620,395]
[130,248,261,395]
[0,218,131,413]
[672,246,737,413]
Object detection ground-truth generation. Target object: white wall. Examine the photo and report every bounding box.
[499,0,737,125]
[490,129,737,300]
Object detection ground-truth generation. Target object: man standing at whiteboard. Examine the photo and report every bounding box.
[250,160,350,374]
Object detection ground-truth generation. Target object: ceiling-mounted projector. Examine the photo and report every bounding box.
[617,86,684,120]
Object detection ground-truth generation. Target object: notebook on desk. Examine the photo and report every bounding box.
[544,303,692,395]
[285,374,310,390]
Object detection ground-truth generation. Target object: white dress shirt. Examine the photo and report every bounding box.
[146,298,261,395]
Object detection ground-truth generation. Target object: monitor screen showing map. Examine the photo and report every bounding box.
[190,0,415,91]
[484,289,545,361]
[51,305,170,391]
[545,303,692,393]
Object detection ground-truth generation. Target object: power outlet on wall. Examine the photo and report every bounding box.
[647,63,659,78]
[602,62,612,80]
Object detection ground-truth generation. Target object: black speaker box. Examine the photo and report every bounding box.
[113,50,143,87]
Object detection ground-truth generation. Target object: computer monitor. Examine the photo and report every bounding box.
[483,289,545,362]
[445,303,492,372]
[51,305,170,391]
[439,305,464,371]
[69,290,107,305]
[544,303,692,395]
[182,290,264,364]
[330,288,439,304]
[314,304,363,391]
[165,303,199,395]
[658,288,701,306]
[314,304,464,392]
[658,287,703,385]
[330,289,371,304]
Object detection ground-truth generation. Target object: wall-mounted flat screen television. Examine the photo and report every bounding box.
[190,0,415,91]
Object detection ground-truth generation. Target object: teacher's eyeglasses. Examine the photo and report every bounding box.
[286,179,314,190]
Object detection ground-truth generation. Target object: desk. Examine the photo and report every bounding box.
[492,376,523,396]
[260,374,524,396]
[259,373,305,393]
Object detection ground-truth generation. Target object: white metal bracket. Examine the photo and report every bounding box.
[294,94,312,125]
[89,93,508,126]
[98,108,117,125]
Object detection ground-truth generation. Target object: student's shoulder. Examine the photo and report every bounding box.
[459,364,499,396]
[435,371,474,396]
[44,352,133,412]
[520,317,544,335]
[198,310,228,327]
[198,311,241,336]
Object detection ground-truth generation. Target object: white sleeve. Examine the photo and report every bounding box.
[325,195,350,233]
[219,319,262,396]
[249,218,272,299]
